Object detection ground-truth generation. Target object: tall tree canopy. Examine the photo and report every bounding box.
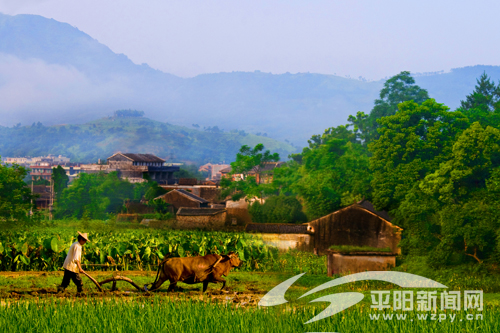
[349,71,430,144]
[369,99,470,212]
[248,195,307,224]
[272,125,371,220]
[294,136,370,219]
[56,172,134,219]
[220,144,280,201]
[0,157,36,223]
[52,165,69,200]
[397,123,500,265]
[459,72,500,128]
[460,72,500,112]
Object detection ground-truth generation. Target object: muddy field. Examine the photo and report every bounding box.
[0,270,275,306]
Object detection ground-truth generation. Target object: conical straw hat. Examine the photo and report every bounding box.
[77,231,90,242]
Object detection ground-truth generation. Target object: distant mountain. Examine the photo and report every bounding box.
[1,13,499,145]
[413,65,500,110]
[0,114,297,164]
[0,13,179,82]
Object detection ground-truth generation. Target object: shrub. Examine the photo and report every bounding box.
[248,195,307,223]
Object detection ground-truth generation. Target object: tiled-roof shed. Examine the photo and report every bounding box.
[306,201,402,255]
[155,189,209,212]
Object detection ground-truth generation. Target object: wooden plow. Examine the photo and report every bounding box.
[82,272,146,292]
[79,255,147,292]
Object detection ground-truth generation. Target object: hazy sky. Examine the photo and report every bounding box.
[1,0,499,79]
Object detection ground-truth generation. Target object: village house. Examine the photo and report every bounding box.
[249,161,285,184]
[30,185,52,209]
[155,189,209,213]
[198,163,231,181]
[245,200,402,271]
[219,167,238,181]
[159,184,222,204]
[306,200,401,255]
[106,153,179,184]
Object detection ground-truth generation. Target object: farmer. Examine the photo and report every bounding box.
[57,231,89,294]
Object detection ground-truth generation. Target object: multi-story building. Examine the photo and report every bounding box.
[106,153,180,184]
[29,164,53,181]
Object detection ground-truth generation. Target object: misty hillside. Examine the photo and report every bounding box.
[0,12,179,82]
[0,113,297,164]
[1,13,500,145]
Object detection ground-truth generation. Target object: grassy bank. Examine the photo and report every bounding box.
[394,255,500,293]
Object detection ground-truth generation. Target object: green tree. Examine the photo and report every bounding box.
[248,195,307,223]
[398,123,500,265]
[0,157,37,222]
[144,181,167,202]
[460,72,500,112]
[306,125,357,149]
[269,124,372,220]
[271,160,302,196]
[458,73,500,128]
[132,174,167,202]
[369,99,470,213]
[27,179,50,186]
[173,164,207,180]
[148,198,172,215]
[52,165,69,200]
[293,137,371,219]
[349,71,430,144]
[133,181,150,201]
[56,172,134,219]
[221,144,280,201]
[230,144,280,175]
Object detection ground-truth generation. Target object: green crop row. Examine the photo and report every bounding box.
[0,229,281,272]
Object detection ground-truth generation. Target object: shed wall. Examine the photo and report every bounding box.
[175,211,227,230]
[307,206,401,255]
[257,233,313,252]
[327,253,396,276]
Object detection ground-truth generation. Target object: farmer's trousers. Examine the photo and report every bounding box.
[60,269,83,292]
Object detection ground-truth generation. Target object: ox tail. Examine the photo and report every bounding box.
[145,253,170,292]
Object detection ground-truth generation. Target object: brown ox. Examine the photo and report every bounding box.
[147,252,242,292]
